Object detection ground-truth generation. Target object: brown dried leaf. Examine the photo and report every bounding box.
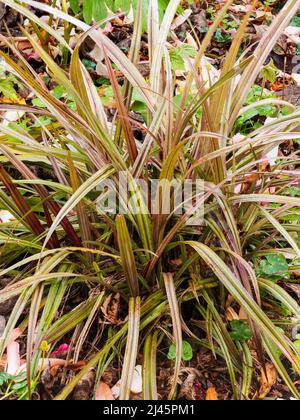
[226,307,239,321]
[106,293,121,325]
[239,307,248,320]
[206,386,219,400]
[258,363,278,399]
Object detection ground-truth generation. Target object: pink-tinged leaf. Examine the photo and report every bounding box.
[52,343,70,356]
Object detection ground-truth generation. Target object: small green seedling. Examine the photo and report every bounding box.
[168,340,193,362]
[229,320,253,342]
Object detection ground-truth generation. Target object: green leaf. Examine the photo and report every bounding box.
[285,187,300,197]
[32,116,54,127]
[0,372,11,387]
[261,254,289,276]
[82,59,96,71]
[83,0,94,23]
[32,98,48,108]
[53,85,66,99]
[93,0,108,22]
[261,59,278,83]
[69,0,79,14]
[115,0,132,13]
[268,330,284,359]
[246,85,274,104]
[0,79,18,99]
[229,321,253,342]
[169,44,197,71]
[293,339,300,369]
[290,16,300,27]
[182,340,193,361]
[0,371,26,387]
[168,340,193,361]
[214,28,231,43]
[116,215,139,297]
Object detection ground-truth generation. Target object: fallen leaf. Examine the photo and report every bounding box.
[229,5,247,13]
[226,307,239,321]
[206,386,219,400]
[258,363,278,399]
[239,307,248,321]
[271,80,286,92]
[170,258,183,268]
[106,293,120,325]
[178,369,198,400]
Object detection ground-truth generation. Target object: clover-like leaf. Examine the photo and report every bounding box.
[261,254,289,276]
[0,373,11,387]
[229,320,253,342]
[168,340,193,361]
[261,59,278,84]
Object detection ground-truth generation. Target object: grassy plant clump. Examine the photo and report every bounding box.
[0,0,299,400]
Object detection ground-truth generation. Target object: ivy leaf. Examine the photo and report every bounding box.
[214,28,231,43]
[53,85,66,100]
[261,59,278,84]
[261,254,289,276]
[290,16,300,27]
[82,59,96,71]
[32,98,47,108]
[32,117,54,127]
[229,320,253,341]
[0,372,11,387]
[0,371,26,388]
[169,44,197,71]
[0,79,18,100]
[246,85,274,104]
[285,186,300,197]
[81,0,169,32]
[168,340,193,361]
